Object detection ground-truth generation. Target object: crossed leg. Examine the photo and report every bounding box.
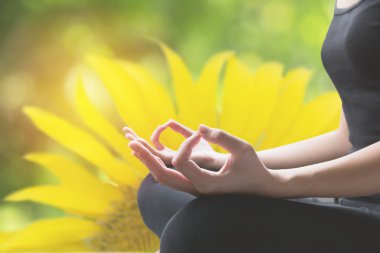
[138,173,380,253]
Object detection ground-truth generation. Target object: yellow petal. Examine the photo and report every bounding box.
[0,217,100,252]
[279,91,341,145]
[258,68,312,149]
[24,152,123,201]
[0,232,15,246]
[28,241,91,252]
[23,106,141,187]
[158,43,233,150]
[120,60,176,125]
[158,42,234,150]
[5,185,114,218]
[158,42,193,124]
[2,241,92,252]
[75,76,147,178]
[119,60,183,150]
[86,54,154,139]
[220,57,256,138]
[187,51,234,129]
[239,62,284,147]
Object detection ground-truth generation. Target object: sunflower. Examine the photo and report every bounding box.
[0,41,341,252]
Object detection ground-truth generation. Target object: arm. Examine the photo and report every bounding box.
[256,108,353,169]
[273,140,380,198]
[128,121,377,198]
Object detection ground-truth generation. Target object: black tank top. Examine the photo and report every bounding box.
[321,0,380,202]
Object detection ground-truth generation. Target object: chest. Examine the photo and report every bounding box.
[321,1,380,81]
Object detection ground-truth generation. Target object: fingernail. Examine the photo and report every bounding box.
[132,151,140,158]
[125,133,134,140]
[199,124,209,134]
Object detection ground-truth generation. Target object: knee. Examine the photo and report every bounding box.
[136,173,157,228]
[159,194,284,253]
[137,172,155,212]
[159,196,215,253]
[137,172,155,202]
[137,172,198,238]
[159,194,249,253]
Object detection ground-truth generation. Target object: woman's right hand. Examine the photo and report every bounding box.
[123,119,228,171]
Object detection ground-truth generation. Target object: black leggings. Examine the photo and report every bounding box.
[137,172,380,253]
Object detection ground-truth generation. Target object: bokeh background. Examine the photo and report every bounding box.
[0,0,336,232]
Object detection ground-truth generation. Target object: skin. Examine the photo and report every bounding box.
[336,0,362,9]
[132,2,370,251]
[124,105,380,199]
[123,0,379,200]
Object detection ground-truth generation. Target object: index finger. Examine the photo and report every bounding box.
[199,124,250,155]
[173,132,217,188]
[151,119,195,150]
[129,141,199,195]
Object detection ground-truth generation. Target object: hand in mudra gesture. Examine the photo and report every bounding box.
[125,121,279,197]
[123,119,227,171]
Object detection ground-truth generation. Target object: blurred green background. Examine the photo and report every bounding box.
[0,0,336,232]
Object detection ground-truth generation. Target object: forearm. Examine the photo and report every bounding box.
[256,129,352,170]
[272,140,380,198]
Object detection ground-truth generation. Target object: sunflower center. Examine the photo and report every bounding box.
[88,186,159,251]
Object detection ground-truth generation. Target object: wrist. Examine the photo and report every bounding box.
[263,169,287,198]
[256,149,272,169]
[271,169,295,198]
[267,168,308,199]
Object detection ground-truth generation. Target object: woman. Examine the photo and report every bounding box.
[124,0,380,252]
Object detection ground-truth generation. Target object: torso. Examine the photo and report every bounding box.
[321,0,380,155]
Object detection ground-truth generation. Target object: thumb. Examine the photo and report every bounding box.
[198,124,249,155]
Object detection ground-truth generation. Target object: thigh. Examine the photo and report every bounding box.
[137,172,197,237]
[160,193,380,253]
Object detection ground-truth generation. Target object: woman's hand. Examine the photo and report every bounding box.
[128,124,282,197]
[123,119,228,171]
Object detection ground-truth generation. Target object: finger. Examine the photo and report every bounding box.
[135,137,161,156]
[125,133,136,141]
[175,132,202,162]
[166,119,195,137]
[198,124,250,155]
[150,124,167,150]
[123,127,139,138]
[173,133,216,187]
[129,141,198,194]
[151,119,195,150]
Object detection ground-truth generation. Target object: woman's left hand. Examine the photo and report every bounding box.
[128,124,282,197]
